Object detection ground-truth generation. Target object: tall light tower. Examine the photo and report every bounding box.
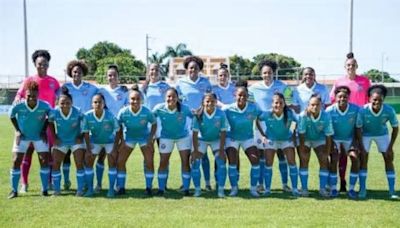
[23,0,29,77]
[349,0,354,53]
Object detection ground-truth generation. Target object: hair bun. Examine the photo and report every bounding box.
[61,86,69,95]
[346,52,354,59]
[220,63,228,69]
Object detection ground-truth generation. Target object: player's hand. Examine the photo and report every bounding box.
[76,137,82,144]
[15,131,22,146]
[385,146,394,161]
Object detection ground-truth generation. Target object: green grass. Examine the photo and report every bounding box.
[0,115,399,227]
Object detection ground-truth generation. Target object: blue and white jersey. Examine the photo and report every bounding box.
[259,109,297,141]
[248,80,287,112]
[212,83,236,106]
[326,103,359,141]
[224,102,262,141]
[153,103,193,139]
[48,106,83,146]
[99,85,129,116]
[298,110,334,141]
[192,108,228,141]
[176,76,212,110]
[82,109,120,144]
[142,81,170,111]
[9,100,51,141]
[117,105,156,142]
[293,82,330,112]
[356,103,398,137]
[63,81,99,113]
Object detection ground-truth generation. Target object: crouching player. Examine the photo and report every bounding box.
[326,86,360,198]
[191,92,228,198]
[82,94,120,197]
[356,85,398,199]
[8,81,51,198]
[48,87,85,196]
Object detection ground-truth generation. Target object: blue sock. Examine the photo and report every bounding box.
[299,168,309,191]
[279,158,288,186]
[95,162,105,187]
[10,168,21,192]
[228,165,238,188]
[319,169,329,191]
[117,171,127,189]
[259,159,265,187]
[40,167,50,191]
[386,170,396,194]
[76,169,85,193]
[329,172,338,191]
[62,163,71,185]
[250,165,260,188]
[289,165,298,191]
[52,170,62,192]
[349,172,358,191]
[202,153,211,186]
[264,165,273,191]
[182,171,191,191]
[359,169,367,192]
[85,168,94,193]
[108,168,117,192]
[216,157,226,189]
[145,171,154,189]
[191,159,201,189]
[158,170,168,191]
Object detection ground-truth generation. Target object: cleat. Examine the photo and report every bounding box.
[64,180,71,191]
[257,185,265,194]
[300,189,309,197]
[282,185,292,193]
[340,180,347,192]
[358,189,367,199]
[156,190,164,196]
[75,191,84,197]
[145,188,153,197]
[178,185,184,192]
[183,190,190,196]
[250,187,260,197]
[19,184,28,193]
[347,190,357,199]
[107,190,115,198]
[8,191,18,199]
[48,183,54,191]
[229,186,238,197]
[205,185,212,192]
[94,185,102,193]
[217,188,225,198]
[263,190,271,197]
[42,191,49,197]
[117,188,126,195]
[52,191,61,196]
[84,191,94,197]
[292,189,300,197]
[193,189,202,197]
[390,194,399,200]
[330,189,339,198]
[319,189,330,198]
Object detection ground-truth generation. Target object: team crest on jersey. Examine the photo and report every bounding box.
[49,82,55,90]
[140,119,147,125]
[117,94,122,100]
[246,114,253,120]
[214,120,221,128]
[72,122,78,128]
[317,124,324,131]
[104,123,111,130]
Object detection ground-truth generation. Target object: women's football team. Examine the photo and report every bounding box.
[8,50,398,200]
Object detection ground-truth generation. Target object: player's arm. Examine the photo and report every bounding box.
[387,126,398,154]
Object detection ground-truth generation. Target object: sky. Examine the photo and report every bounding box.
[1,0,400,82]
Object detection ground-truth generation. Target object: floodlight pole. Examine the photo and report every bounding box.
[349,0,354,53]
[23,0,29,77]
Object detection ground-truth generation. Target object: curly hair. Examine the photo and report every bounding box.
[368,84,387,98]
[66,60,89,77]
[258,60,278,73]
[183,56,204,70]
[32,50,51,63]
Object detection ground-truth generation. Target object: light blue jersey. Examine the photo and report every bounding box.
[259,109,298,141]
[82,109,120,144]
[142,81,170,110]
[153,103,193,139]
[176,76,212,110]
[63,81,99,113]
[99,85,129,116]
[356,103,398,137]
[326,103,359,141]
[48,106,83,146]
[293,82,330,112]
[248,80,287,112]
[9,100,51,141]
[224,102,262,140]
[212,83,236,106]
[192,108,228,141]
[117,105,156,142]
[298,110,334,141]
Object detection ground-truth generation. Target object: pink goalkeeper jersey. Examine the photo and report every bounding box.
[330,75,371,107]
[16,75,60,108]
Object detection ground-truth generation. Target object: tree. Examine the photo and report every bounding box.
[148,52,167,76]
[251,53,301,79]
[76,41,145,83]
[364,69,398,83]
[162,43,193,75]
[229,55,255,80]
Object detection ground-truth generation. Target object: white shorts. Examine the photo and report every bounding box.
[90,143,114,155]
[362,135,390,153]
[333,139,354,153]
[197,140,220,154]
[226,137,255,151]
[159,135,192,154]
[52,144,85,154]
[265,140,294,150]
[12,140,49,153]
[125,140,147,149]
[254,122,267,149]
[304,140,325,149]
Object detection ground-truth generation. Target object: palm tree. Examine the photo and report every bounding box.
[148,52,167,76]
[162,43,193,76]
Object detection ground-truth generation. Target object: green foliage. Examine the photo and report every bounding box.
[364,69,398,83]
[251,53,301,78]
[161,43,193,76]
[229,55,255,77]
[148,52,167,76]
[76,41,145,84]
